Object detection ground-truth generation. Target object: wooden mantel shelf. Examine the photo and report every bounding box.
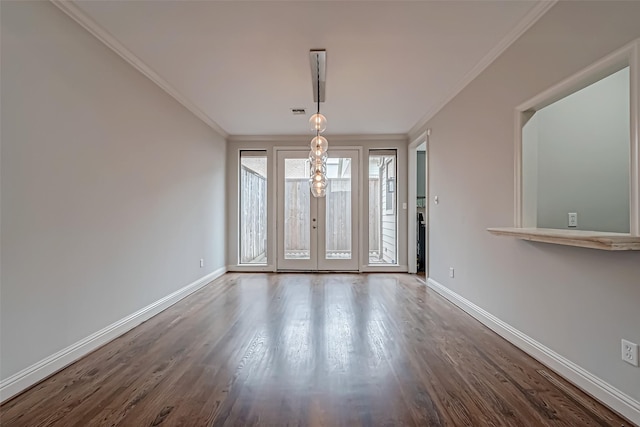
[487,227,640,251]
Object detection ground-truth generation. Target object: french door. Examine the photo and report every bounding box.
[276,149,359,271]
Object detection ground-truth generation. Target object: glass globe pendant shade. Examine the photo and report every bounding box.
[311,186,327,198]
[309,113,327,133]
[309,150,327,167]
[309,165,327,195]
[310,174,327,198]
[311,176,327,188]
[310,136,328,156]
[310,163,327,177]
[309,159,327,180]
[311,169,326,183]
[309,153,327,187]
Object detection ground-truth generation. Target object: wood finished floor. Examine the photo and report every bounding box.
[0,273,633,427]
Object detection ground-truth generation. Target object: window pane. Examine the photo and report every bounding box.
[284,158,310,259]
[240,152,267,264]
[325,157,352,260]
[369,151,397,265]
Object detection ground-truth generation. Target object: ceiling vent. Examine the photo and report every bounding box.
[290,108,306,115]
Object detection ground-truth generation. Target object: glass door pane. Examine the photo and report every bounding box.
[284,158,311,260]
[368,151,397,265]
[318,150,359,271]
[239,151,267,264]
[277,150,317,271]
[324,157,352,260]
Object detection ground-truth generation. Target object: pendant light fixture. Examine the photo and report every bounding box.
[309,49,327,198]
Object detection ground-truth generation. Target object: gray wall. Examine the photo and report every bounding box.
[413,0,640,408]
[534,67,630,232]
[417,151,426,198]
[1,1,226,380]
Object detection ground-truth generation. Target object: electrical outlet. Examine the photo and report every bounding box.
[449,267,455,278]
[568,212,578,228]
[200,258,204,268]
[621,339,638,366]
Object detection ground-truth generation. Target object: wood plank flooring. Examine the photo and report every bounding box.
[0,273,634,426]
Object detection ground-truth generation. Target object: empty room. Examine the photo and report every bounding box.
[1,1,639,426]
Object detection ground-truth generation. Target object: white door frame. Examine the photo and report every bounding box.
[408,131,429,276]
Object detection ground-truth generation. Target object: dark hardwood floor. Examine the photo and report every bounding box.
[0,273,633,426]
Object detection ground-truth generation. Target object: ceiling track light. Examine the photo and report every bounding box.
[309,49,327,198]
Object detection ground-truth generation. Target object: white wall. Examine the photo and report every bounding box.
[535,67,630,232]
[412,0,640,419]
[1,1,226,384]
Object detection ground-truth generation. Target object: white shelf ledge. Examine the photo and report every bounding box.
[487,227,640,251]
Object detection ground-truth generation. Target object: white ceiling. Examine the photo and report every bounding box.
[72,1,545,136]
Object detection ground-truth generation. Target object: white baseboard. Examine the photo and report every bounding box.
[0,267,227,403]
[360,265,409,273]
[425,277,640,425]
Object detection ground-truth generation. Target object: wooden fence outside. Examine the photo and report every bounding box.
[240,166,267,263]
[284,179,352,254]
[241,175,385,262]
[284,179,311,252]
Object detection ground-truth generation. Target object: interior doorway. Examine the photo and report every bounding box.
[276,149,359,271]
[408,132,428,276]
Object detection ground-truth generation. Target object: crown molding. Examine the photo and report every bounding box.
[50,0,229,139]
[227,134,408,143]
[407,0,557,140]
